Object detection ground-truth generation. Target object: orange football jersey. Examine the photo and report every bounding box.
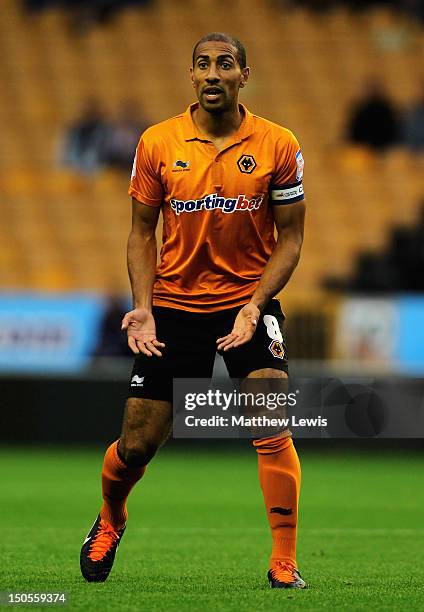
[128,103,304,312]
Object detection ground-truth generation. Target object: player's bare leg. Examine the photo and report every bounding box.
[100,397,172,526]
[120,397,173,466]
[80,398,172,582]
[248,368,306,589]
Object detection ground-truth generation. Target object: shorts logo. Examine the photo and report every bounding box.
[269,340,285,359]
[131,375,145,387]
[170,192,264,215]
[237,154,256,174]
[172,160,190,172]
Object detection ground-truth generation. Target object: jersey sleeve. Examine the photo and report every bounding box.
[128,131,164,206]
[270,131,305,205]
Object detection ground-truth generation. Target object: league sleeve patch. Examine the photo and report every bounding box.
[295,149,304,181]
[270,180,304,205]
[130,150,137,181]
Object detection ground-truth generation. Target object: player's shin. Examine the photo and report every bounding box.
[100,440,146,529]
[253,434,300,568]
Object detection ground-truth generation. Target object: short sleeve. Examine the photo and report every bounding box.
[128,132,164,206]
[270,131,305,205]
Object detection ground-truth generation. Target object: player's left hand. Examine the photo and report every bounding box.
[216,302,260,351]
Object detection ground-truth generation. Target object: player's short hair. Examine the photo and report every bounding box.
[192,33,247,69]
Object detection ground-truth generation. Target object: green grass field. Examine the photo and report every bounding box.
[1,445,423,611]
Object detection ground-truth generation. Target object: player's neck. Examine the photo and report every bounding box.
[193,104,243,140]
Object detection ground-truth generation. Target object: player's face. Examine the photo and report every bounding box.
[190,41,249,114]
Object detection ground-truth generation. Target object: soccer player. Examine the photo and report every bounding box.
[80,32,306,589]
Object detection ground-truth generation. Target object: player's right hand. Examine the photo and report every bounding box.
[121,308,165,357]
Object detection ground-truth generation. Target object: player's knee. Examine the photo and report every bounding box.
[247,368,288,379]
[119,438,159,467]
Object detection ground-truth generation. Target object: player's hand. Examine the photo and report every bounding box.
[216,302,260,351]
[121,308,165,357]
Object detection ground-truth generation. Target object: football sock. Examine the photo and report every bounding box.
[253,434,301,568]
[100,440,146,530]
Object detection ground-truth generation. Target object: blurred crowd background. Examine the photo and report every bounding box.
[1,0,424,383]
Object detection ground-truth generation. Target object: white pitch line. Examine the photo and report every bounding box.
[128,527,424,535]
[8,526,424,537]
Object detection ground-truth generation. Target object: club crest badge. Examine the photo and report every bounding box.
[269,340,285,359]
[237,154,256,174]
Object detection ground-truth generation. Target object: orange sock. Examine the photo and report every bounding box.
[253,434,301,569]
[100,440,146,529]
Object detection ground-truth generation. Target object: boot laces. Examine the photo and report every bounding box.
[88,520,120,561]
[271,560,296,583]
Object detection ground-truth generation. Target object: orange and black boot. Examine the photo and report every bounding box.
[80,515,126,582]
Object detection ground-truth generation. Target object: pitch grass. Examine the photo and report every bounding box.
[1,445,423,611]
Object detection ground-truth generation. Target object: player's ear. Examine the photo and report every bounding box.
[190,66,195,87]
[239,67,250,88]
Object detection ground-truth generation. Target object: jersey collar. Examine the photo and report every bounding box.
[182,102,254,143]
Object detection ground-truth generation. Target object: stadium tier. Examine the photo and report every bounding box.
[1,0,424,309]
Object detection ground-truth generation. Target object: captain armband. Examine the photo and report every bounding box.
[270,180,305,205]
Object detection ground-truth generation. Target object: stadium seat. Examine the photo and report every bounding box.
[1,0,423,300]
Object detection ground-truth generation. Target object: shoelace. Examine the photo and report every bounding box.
[88,521,120,561]
[271,561,296,583]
